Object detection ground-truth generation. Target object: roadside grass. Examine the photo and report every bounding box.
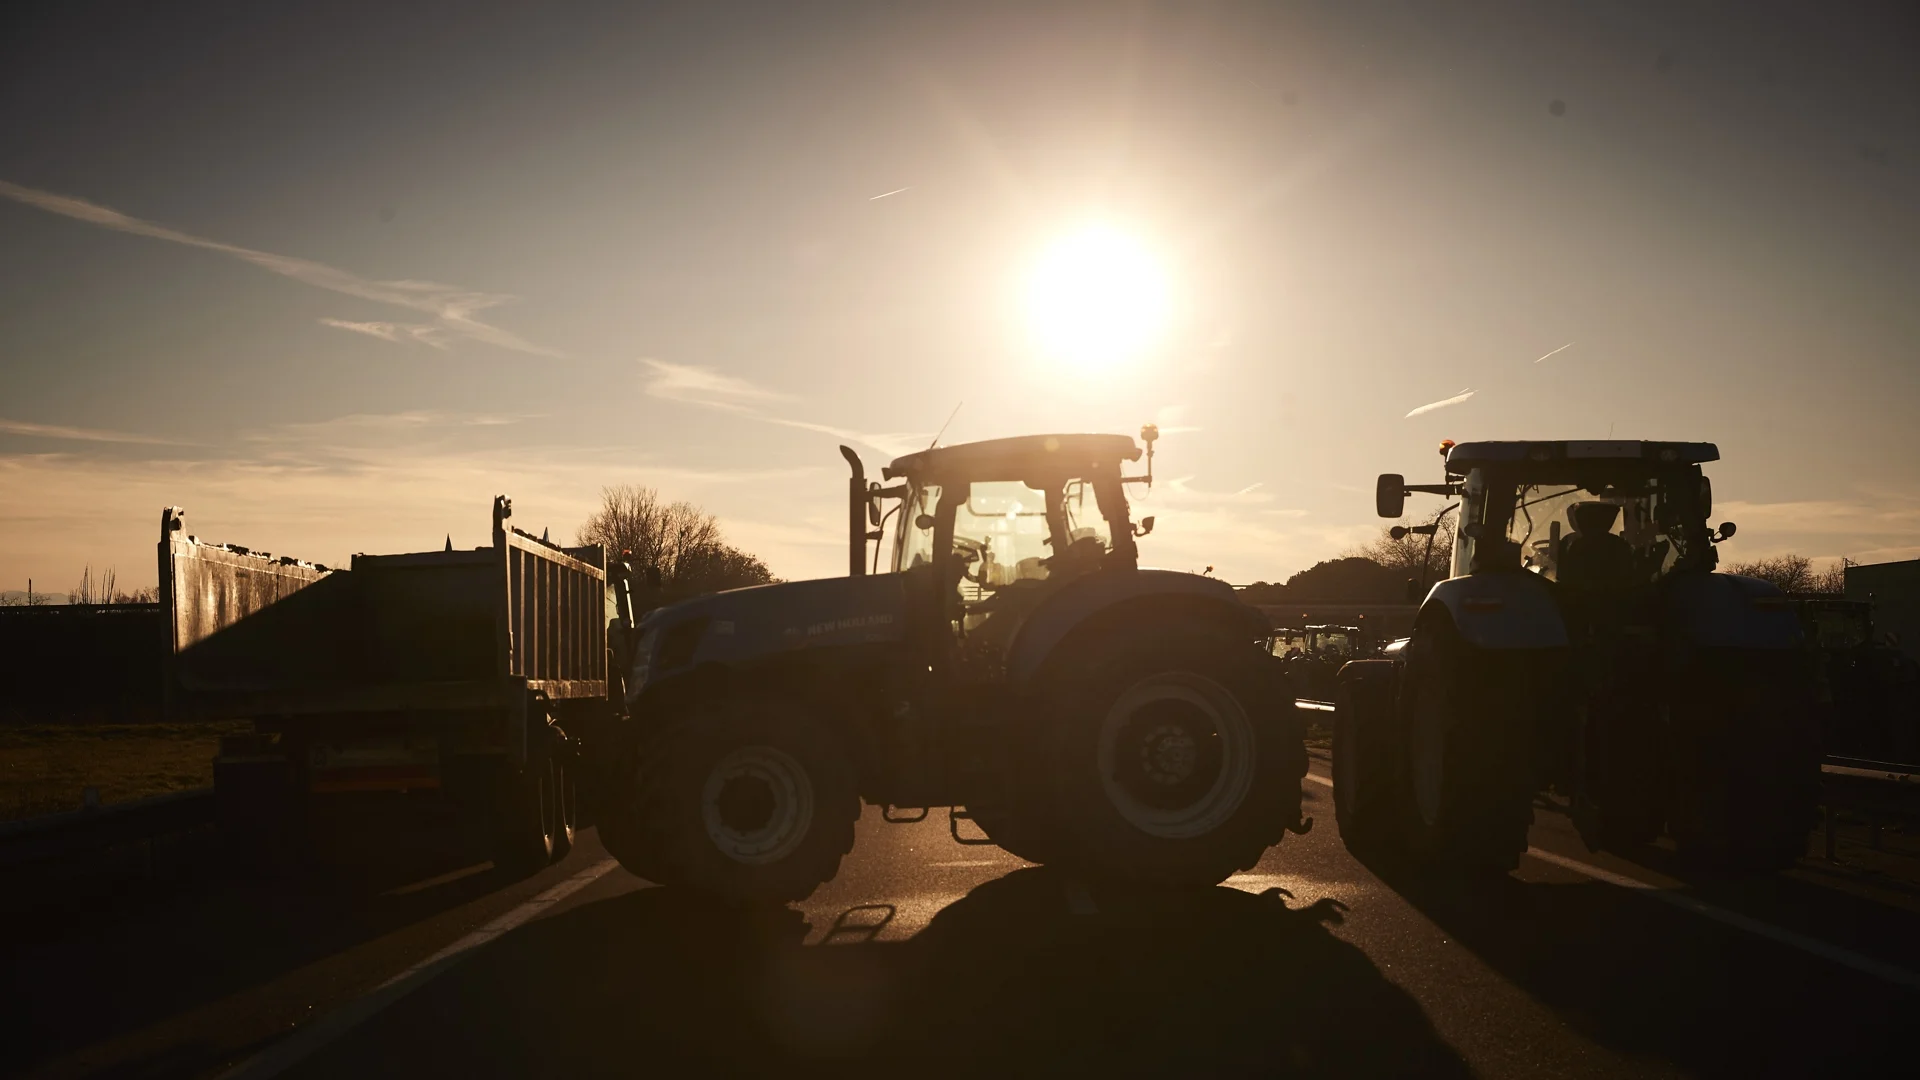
[0,722,249,822]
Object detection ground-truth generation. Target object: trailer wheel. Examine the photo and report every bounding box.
[1041,625,1304,888]
[1399,615,1535,874]
[490,740,563,878]
[1667,652,1821,872]
[1332,661,1407,859]
[629,699,857,904]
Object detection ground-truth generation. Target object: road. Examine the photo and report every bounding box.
[10,752,1920,1079]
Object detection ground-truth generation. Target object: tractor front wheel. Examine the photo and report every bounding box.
[626,699,858,904]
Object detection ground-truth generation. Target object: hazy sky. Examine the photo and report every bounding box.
[3,1,1915,592]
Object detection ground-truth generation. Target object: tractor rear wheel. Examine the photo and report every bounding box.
[1041,626,1304,888]
[628,699,858,904]
[1667,652,1821,872]
[1399,615,1535,874]
[1332,661,1407,859]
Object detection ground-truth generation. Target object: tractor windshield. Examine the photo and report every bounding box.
[1476,470,1705,584]
[955,480,1056,588]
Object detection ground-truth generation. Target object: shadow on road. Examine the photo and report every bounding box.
[299,867,1471,1078]
[2,795,516,1076]
[1364,852,1918,1079]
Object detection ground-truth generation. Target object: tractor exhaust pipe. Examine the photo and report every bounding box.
[840,445,867,577]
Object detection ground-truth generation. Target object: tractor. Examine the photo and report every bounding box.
[591,428,1307,903]
[1332,439,1821,873]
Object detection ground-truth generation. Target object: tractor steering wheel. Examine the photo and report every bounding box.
[952,536,993,586]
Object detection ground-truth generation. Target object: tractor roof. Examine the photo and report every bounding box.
[1445,440,1719,475]
[883,433,1141,482]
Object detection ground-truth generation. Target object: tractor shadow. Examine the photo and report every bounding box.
[1356,846,1920,1078]
[292,868,1472,1078]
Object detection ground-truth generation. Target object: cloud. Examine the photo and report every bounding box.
[638,359,925,457]
[0,418,181,445]
[1404,388,1476,418]
[868,186,911,201]
[318,318,451,350]
[0,180,556,357]
[1532,341,1576,364]
[640,359,784,408]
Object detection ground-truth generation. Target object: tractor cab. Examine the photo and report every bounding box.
[1379,440,1737,604]
[847,429,1162,679]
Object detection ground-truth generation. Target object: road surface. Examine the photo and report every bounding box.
[10,751,1919,1078]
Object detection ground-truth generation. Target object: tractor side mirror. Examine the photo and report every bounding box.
[1376,474,1406,518]
[1460,521,1487,540]
[1714,521,1737,542]
[1133,515,1156,538]
[1390,525,1409,540]
[867,481,882,527]
[915,514,935,530]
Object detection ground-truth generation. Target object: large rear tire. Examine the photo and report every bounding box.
[1667,651,1821,872]
[1040,626,1304,888]
[628,699,858,904]
[1399,616,1535,874]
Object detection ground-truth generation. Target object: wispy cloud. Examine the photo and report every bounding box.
[640,359,784,408]
[638,359,925,457]
[0,179,556,357]
[869,186,911,201]
[1532,341,1576,364]
[318,318,451,350]
[1404,388,1476,419]
[0,418,181,445]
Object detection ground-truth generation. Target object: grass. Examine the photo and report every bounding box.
[0,722,250,823]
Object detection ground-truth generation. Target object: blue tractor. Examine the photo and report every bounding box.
[1333,440,1820,873]
[594,429,1307,903]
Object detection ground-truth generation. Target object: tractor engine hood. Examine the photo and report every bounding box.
[627,574,908,700]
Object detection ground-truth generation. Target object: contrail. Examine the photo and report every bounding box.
[1405,388,1476,419]
[868,186,911,201]
[1532,341,1576,364]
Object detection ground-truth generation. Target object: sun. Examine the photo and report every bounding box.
[1025,225,1169,369]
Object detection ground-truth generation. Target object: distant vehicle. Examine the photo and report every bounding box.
[1335,439,1821,873]
[590,429,1309,903]
[1269,624,1376,702]
[1792,596,1920,764]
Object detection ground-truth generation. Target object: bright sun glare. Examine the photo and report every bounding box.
[1025,226,1169,369]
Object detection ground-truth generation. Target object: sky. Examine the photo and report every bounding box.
[2,0,1916,594]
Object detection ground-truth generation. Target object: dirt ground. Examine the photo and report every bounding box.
[0,722,248,822]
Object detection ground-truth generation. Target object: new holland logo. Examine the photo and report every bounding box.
[806,613,895,637]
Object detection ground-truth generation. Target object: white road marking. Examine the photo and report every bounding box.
[1305,766,1920,990]
[218,858,619,1080]
[1523,847,1920,991]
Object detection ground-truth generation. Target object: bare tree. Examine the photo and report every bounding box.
[1348,511,1456,586]
[578,485,775,601]
[1721,552,1849,594]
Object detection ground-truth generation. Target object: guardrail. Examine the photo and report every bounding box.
[0,787,214,872]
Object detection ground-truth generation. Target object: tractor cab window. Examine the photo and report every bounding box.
[1059,478,1113,562]
[897,483,943,571]
[952,480,1054,599]
[1505,483,1676,585]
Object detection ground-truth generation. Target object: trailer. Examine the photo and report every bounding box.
[162,496,611,874]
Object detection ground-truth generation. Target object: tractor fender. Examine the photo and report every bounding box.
[1421,573,1569,649]
[1661,572,1804,650]
[1005,569,1267,688]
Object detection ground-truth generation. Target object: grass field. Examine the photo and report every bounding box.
[0,722,249,822]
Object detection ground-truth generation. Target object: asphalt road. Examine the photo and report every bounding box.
[10,753,1920,1079]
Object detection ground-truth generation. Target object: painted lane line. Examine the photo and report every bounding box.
[1306,766,1920,991]
[1523,847,1920,991]
[219,858,619,1080]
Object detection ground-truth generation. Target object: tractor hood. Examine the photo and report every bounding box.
[628,574,907,698]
